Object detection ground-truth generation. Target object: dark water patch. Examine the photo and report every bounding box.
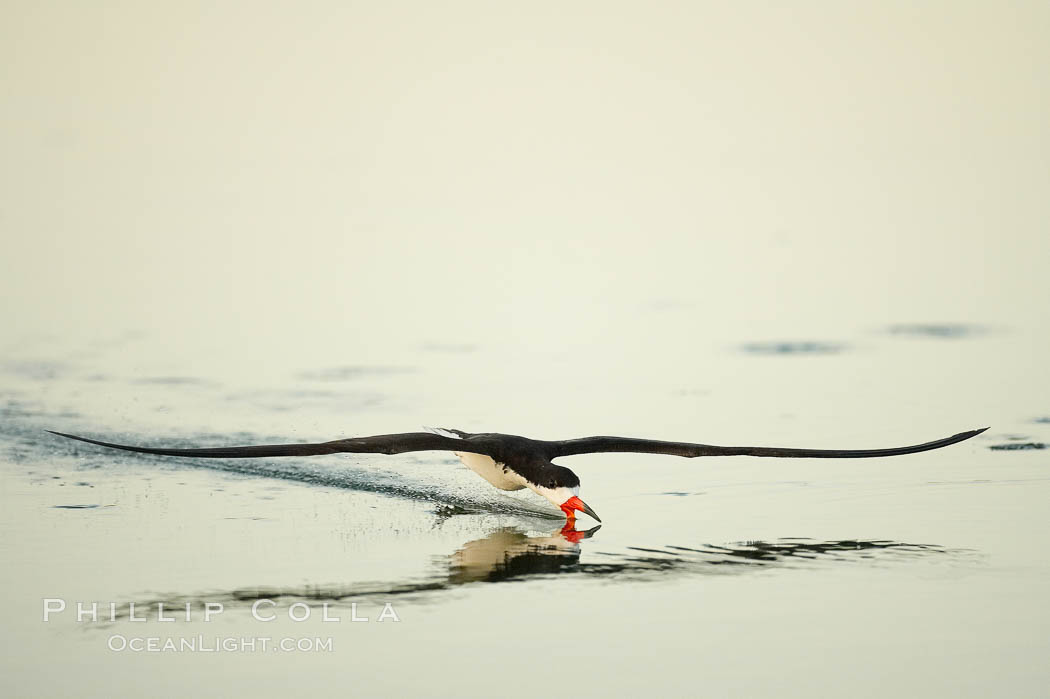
[53,504,101,509]
[1,399,80,421]
[132,376,215,386]
[222,388,363,412]
[1033,417,1050,424]
[296,366,414,381]
[1,360,68,381]
[583,538,965,578]
[989,442,1046,451]
[1002,434,1032,440]
[271,389,338,399]
[739,341,845,356]
[886,323,987,339]
[220,388,386,412]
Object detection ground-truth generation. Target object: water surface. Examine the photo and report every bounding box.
[2,2,1049,697]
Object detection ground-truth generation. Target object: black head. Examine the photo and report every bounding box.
[541,464,580,490]
[526,462,599,523]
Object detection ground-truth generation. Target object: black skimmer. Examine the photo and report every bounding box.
[48,426,987,522]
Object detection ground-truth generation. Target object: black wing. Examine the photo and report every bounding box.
[550,427,988,459]
[47,430,492,459]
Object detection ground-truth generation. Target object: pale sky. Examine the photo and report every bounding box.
[2,2,1047,358]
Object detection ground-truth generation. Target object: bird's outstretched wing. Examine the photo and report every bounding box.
[47,430,491,459]
[549,427,988,459]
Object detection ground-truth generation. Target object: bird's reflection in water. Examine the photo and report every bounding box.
[106,524,973,620]
[450,523,600,583]
[450,527,970,583]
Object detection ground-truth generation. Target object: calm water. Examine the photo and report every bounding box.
[3,3,1049,697]
[2,324,1048,697]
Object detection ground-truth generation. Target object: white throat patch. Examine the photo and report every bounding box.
[530,484,579,508]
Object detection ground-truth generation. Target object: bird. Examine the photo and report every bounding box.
[48,425,988,523]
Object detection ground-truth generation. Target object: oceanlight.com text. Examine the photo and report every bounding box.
[107,635,334,653]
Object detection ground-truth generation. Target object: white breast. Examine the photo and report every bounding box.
[454,451,527,491]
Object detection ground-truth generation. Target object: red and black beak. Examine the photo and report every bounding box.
[560,496,601,523]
